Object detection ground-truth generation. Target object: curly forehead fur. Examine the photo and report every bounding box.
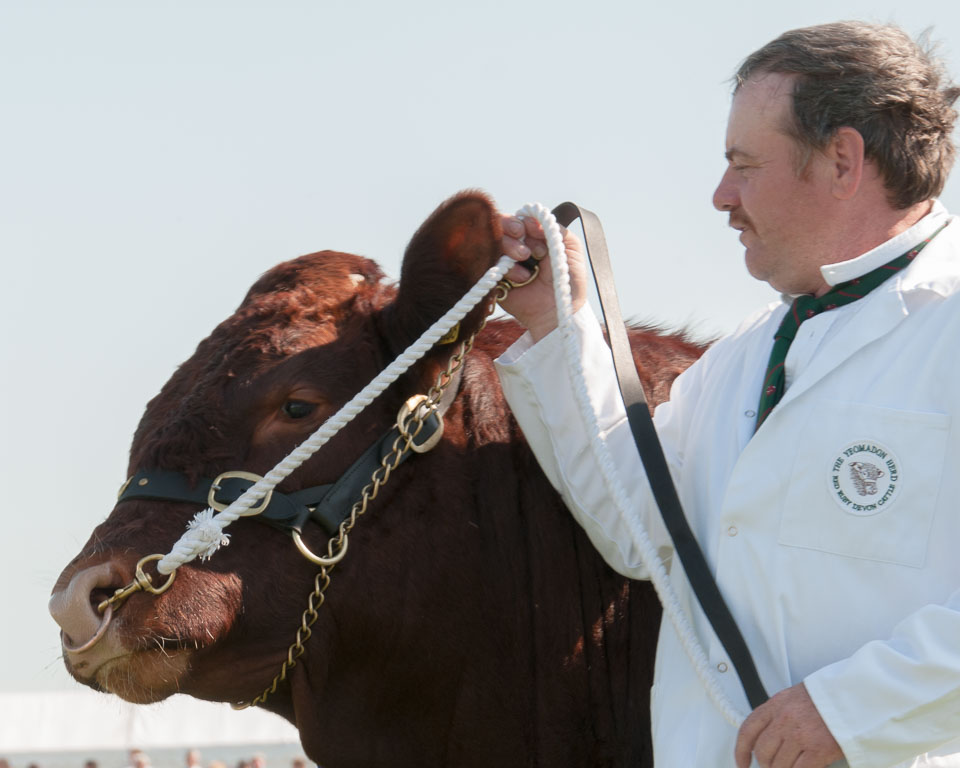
[129,250,392,477]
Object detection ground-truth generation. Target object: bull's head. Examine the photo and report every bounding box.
[48,191,506,709]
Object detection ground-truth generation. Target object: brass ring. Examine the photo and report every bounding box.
[136,554,177,595]
[396,394,444,454]
[500,262,540,290]
[292,530,349,566]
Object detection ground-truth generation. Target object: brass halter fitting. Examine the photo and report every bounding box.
[397,394,444,454]
[499,260,540,289]
[97,554,177,614]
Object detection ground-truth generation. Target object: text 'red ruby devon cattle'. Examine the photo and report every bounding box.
[49,192,704,768]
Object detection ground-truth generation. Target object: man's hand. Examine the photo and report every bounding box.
[735,683,844,768]
[498,214,589,342]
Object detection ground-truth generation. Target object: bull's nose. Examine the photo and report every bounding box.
[49,562,120,652]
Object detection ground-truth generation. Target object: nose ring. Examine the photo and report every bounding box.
[61,603,114,653]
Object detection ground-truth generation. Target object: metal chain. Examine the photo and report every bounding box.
[234,286,510,709]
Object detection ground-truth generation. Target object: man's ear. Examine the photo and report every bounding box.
[382,190,503,357]
[829,127,866,200]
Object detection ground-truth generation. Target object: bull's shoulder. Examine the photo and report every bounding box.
[627,324,708,410]
[473,317,707,413]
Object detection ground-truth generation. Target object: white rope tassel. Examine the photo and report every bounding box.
[517,202,747,727]
[157,255,515,575]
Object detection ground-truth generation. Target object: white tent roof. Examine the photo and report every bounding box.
[0,690,300,753]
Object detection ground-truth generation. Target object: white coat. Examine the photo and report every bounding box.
[495,206,960,767]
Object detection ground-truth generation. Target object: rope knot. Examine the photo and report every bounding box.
[185,508,232,561]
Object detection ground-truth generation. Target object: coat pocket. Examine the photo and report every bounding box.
[778,400,949,568]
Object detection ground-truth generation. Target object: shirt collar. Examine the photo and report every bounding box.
[819,199,949,287]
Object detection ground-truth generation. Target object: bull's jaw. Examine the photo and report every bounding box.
[60,619,193,704]
[93,649,191,705]
[50,559,195,703]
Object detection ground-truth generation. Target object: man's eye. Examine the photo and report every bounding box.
[281,400,317,419]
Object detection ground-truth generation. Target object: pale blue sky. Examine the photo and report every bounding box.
[2,0,958,704]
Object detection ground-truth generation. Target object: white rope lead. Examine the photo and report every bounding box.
[517,202,747,727]
[156,255,515,575]
[157,206,746,726]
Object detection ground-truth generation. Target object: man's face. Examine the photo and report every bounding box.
[713,72,836,295]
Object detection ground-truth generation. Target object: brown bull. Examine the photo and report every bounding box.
[49,192,705,768]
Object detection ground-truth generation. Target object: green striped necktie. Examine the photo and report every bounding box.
[755,223,947,431]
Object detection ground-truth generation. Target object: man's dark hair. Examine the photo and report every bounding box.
[736,21,959,209]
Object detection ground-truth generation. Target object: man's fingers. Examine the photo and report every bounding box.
[735,686,843,768]
[502,234,531,262]
[735,708,772,768]
[504,263,534,283]
[793,751,828,768]
[771,740,802,768]
[502,216,525,239]
[528,239,548,260]
[735,736,756,767]
[504,214,571,263]
[501,215,542,262]
[521,215,545,239]
[753,730,783,767]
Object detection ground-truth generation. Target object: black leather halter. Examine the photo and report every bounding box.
[117,387,452,538]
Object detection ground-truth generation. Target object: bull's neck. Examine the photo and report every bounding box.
[272,420,657,766]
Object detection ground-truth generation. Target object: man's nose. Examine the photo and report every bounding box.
[713,168,740,211]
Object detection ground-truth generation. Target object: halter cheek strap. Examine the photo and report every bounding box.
[118,372,457,538]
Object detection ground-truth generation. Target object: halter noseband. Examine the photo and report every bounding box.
[117,388,452,538]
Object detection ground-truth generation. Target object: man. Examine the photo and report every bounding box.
[495,22,960,768]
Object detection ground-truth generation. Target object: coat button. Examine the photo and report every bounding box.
[744,409,756,418]
[717,662,728,673]
[727,526,738,537]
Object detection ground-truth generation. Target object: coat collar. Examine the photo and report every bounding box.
[818,199,950,288]
[764,211,960,420]
[897,215,960,301]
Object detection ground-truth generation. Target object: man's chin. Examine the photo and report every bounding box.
[743,248,769,283]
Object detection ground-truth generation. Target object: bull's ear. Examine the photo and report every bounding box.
[383,190,503,356]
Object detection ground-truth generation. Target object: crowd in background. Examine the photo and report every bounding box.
[0,749,312,768]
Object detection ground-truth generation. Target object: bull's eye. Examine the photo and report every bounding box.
[281,400,317,419]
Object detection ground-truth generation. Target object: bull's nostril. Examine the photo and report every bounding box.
[50,561,124,654]
[90,587,117,611]
[61,604,114,653]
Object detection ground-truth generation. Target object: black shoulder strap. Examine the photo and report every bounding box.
[551,202,769,710]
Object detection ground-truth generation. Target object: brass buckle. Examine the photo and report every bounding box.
[397,394,444,454]
[438,322,460,345]
[208,470,273,515]
[117,476,133,500]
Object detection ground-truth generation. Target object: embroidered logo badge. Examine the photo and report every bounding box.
[829,441,900,516]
